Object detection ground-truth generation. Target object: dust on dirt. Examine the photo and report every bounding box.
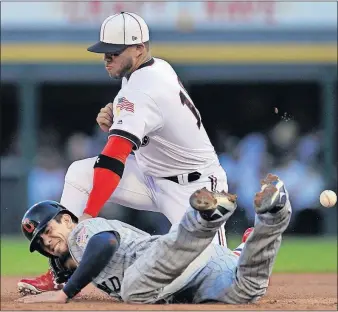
[1,273,337,310]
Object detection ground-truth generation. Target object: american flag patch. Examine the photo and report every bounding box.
[76,226,89,248]
[117,97,134,113]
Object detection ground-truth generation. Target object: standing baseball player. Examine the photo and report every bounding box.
[18,174,290,304]
[18,11,229,294]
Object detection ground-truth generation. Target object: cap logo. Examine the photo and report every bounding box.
[132,36,137,41]
[23,218,35,233]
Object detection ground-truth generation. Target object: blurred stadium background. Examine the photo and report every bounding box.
[1,1,337,274]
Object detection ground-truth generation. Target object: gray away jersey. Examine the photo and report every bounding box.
[67,218,158,300]
[66,203,291,304]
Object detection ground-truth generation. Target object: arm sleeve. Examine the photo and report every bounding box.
[63,231,119,299]
[83,136,132,217]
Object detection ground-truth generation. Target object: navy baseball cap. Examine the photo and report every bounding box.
[87,12,150,54]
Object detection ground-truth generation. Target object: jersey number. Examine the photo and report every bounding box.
[178,78,201,129]
[97,276,121,294]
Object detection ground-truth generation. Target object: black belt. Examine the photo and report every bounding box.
[163,171,201,184]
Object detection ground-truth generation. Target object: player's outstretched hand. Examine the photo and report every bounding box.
[78,213,92,223]
[15,290,68,303]
[97,102,114,132]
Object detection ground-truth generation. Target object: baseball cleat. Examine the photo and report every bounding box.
[254,173,287,214]
[190,187,237,221]
[18,269,63,296]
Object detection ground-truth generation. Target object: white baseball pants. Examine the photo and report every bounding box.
[60,154,228,246]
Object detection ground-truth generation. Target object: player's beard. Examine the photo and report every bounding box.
[110,57,133,79]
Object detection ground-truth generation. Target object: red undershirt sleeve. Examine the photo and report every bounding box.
[83,136,133,217]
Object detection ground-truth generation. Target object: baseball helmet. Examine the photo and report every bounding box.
[21,200,77,257]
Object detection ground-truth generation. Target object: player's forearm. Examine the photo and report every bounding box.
[83,167,121,217]
[83,136,132,217]
[62,231,119,299]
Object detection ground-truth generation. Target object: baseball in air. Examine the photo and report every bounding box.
[319,190,337,208]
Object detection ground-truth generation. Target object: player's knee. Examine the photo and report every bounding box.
[65,160,84,182]
[121,292,137,303]
[121,277,153,303]
[121,288,141,303]
[120,277,134,302]
[65,158,94,188]
[121,290,156,304]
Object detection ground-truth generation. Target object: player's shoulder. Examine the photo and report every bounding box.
[69,218,123,244]
[79,217,124,232]
[127,57,177,91]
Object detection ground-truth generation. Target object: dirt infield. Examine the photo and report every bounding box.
[1,273,337,310]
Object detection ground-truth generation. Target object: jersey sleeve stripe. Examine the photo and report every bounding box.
[108,129,141,150]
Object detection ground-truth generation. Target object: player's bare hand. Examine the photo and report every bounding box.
[16,290,68,303]
[78,213,93,223]
[97,102,114,132]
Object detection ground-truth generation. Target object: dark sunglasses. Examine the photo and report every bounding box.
[104,52,123,59]
[104,44,144,59]
[104,46,130,59]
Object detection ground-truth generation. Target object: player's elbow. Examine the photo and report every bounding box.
[89,232,119,258]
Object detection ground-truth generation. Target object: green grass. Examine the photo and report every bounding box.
[272,236,337,273]
[1,237,49,276]
[1,236,337,276]
[227,235,337,273]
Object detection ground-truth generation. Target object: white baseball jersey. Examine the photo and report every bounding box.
[67,218,157,300]
[108,57,219,177]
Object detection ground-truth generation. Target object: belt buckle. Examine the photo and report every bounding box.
[177,173,189,185]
